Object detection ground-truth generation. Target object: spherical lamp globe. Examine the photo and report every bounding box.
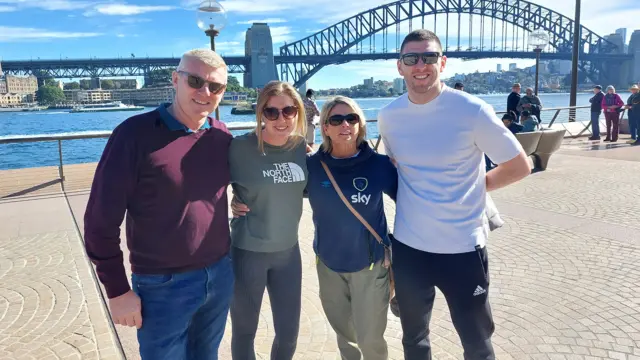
[196,0,227,34]
[528,29,550,50]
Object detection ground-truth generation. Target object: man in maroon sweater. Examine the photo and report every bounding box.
[84,48,233,359]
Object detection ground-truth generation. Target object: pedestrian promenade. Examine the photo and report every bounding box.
[0,137,639,359]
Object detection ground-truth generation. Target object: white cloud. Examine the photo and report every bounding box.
[210,41,244,56]
[270,26,294,44]
[336,60,398,80]
[0,0,94,11]
[0,26,103,42]
[91,4,176,16]
[120,17,152,24]
[236,18,286,25]
[0,5,16,11]
[116,34,126,38]
[182,0,289,13]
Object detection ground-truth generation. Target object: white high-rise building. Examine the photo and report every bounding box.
[509,63,517,71]
[393,78,405,94]
[497,64,503,72]
[616,28,628,53]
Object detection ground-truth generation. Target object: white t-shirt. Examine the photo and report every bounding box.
[377,86,523,254]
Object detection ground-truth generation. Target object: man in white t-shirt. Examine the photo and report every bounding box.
[378,30,530,360]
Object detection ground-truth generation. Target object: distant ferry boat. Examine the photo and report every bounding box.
[70,102,144,113]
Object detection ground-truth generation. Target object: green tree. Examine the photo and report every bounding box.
[64,82,80,90]
[36,86,66,105]
[79,79,92,90]
[44,79,59,87]
[146,68,174,86]
[101,79,115,89]
[227,75,241,92]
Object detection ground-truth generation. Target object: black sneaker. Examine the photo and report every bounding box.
[588,136,601,141]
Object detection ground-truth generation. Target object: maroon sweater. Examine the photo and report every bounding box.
[84,104,232,299]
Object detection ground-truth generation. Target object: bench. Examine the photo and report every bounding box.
[515,128,566,171]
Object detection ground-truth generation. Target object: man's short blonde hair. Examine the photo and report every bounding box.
[177,48,227,71]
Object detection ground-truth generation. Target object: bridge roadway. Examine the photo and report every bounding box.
[2,51,633,77]
[0,136,639,359]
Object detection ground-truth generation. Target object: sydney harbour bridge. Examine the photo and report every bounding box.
[2,0,636,89]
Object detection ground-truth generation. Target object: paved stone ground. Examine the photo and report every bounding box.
[0,138,639,359]
[0,196,124,360]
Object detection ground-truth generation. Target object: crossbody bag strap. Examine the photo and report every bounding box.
[320,161,385,247]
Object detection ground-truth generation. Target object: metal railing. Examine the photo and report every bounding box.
[0,104,618,186]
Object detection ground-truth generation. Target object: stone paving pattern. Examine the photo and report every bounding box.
[0,137,639,359]
[0,196,124,360]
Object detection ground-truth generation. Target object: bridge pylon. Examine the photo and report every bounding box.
[243,23,278,89]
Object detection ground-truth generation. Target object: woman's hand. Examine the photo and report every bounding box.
[231,196,250,218]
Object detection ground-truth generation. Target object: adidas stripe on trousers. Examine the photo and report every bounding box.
[391,236,496,360]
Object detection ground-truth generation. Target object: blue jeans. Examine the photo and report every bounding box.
[132,256,234,360]
[591,111,601,138]
[630,109,638,140]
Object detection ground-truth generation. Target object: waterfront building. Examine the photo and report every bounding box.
[616,28,628,52]
[111,86,175,105]
[393,78,405,94]
[109,79,140,89]
[0,93,23,106]
[64,89,113,103]
[364,77,374,88]
[4,75,38,96]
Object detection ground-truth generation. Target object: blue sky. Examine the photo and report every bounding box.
[0,0,637,90]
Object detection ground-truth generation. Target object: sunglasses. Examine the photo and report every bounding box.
[327,113,360,126]
[400,52,442,66]
[178,71,226,94]
[263,106,298,121]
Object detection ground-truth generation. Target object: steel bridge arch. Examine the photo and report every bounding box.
[279,0,617,88]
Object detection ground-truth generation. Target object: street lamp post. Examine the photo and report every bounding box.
[528,29,549,97]
[569,0,582,122]
[196,0,227,120]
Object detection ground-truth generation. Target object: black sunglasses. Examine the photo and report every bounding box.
[178,71,226,94]
[400,52,442,66]
[327,113,360,126]
[263,106,298,121]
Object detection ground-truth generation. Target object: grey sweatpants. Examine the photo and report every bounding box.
[230,243,302,360]
[317,259,390,360]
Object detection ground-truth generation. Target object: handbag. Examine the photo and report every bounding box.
[319,161,395,301]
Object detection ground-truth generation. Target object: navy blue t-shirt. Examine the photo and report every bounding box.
[307,142,397,273]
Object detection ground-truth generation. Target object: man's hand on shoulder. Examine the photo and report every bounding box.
[108,290,143,329]
[486,150,531,192]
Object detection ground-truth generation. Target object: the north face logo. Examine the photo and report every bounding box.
[262,162,306,184]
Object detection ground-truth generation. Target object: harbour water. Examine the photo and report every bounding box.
[0,92,631,170]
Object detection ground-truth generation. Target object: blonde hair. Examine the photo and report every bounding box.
[319,96,367,154]
[177,48,227,71]
[254,81,307,153]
